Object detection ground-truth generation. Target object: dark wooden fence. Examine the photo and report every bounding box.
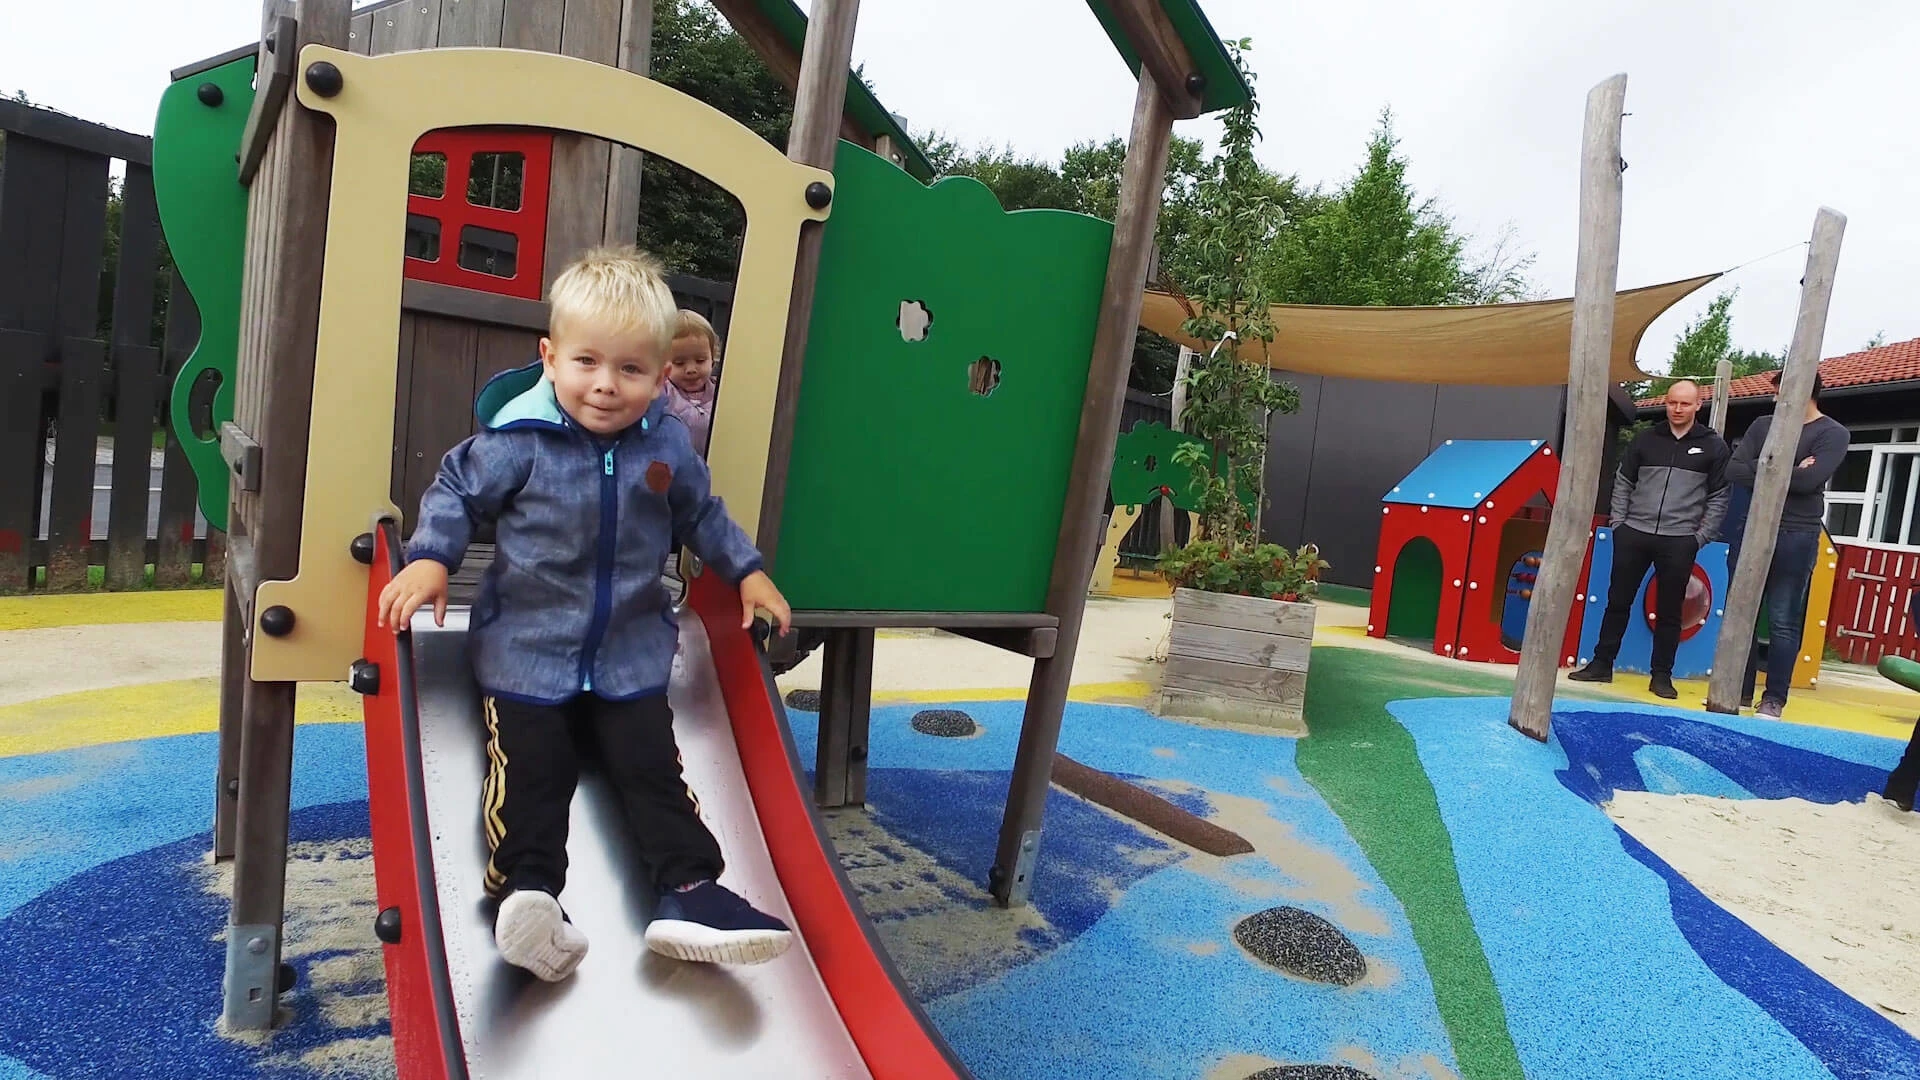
[0,100,218,593]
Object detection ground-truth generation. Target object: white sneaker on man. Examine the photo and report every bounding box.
[495,889,590,981]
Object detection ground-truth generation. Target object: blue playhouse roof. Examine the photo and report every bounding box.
[1384,439,1547,509]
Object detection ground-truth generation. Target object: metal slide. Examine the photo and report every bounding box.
[359,523,971,1079]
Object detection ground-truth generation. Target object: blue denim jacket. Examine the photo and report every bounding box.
[406,362,763,704]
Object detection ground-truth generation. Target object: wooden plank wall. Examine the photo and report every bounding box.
[0,104,216,592]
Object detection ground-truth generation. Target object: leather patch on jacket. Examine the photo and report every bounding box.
[646,460,673,494]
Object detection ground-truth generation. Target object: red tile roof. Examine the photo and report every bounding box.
[1635,335,1920,408]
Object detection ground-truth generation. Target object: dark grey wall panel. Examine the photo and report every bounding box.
[1261,371,1324,550]
[1429,385,1563,449]
[1303,379,1438,587]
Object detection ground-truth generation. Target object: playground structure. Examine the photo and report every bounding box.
[1370,438,1838,686]
[154,0,1253,1068]
[1092,418,1258,594]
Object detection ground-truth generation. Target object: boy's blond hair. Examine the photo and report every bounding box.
[674,309,721,356]
[546,245,678,356]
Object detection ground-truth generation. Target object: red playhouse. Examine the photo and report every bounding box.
[1367,439,1591,665]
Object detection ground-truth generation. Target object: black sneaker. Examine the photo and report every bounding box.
[1649,673,1678,700]
[1566,661,1613,683]
[644,880,793,965]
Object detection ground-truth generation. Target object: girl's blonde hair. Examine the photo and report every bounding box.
[674,309,721,357]
[546,245,678,355]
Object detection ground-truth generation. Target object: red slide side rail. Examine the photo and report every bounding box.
[362,523,466,1079]
[686,571,970,1079]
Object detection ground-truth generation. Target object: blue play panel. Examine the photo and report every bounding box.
[1385,439,1547,509]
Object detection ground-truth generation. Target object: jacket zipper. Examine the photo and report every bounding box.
[578,443,619,692]
[1655,431,1674,533]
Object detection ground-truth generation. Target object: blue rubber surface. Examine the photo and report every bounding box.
[1390,696,1918,1080]
[1385,439,1546,509]
[792,699,1460,1079]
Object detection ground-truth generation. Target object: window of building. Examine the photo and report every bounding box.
[1822,425,1920,549]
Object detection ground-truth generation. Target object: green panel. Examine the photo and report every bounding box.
[1110,420,1257,518]
[1386,537,1442,641]
[152,56,255,533]
[1083,0,1253,115]
[776,141,1113,613]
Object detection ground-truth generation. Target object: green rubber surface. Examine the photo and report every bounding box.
[776,141,1113,613]
[1295,647,1540,1080]
[153,56,255,532]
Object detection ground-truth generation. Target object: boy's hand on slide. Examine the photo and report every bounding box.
[377,560,450,632]
[738,570,792,636]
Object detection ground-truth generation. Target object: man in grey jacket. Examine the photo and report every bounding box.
[1570,379,1730,698]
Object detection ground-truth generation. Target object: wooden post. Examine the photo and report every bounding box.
[212,572,247,858]
[813,627,875,806]
[1508,74,1628,743]
[602,0,653,245]
[223,0,349,1032]
[1709,356,1733,434]
[755,0,859,558]
[1161,344,1193,552]
[990,71,1175,907]
[1706,208,1845,713]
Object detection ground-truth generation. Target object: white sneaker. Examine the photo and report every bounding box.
[494,889,589,982]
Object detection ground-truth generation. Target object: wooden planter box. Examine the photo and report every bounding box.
[1158,587,1314,735]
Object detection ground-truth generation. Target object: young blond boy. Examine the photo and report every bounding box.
[378,246,794,980]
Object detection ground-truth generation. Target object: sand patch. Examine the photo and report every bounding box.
[1607,790,1920,1035]
[1177,781,1392,939]
[0,622,221,706]
[197,836,396,1076]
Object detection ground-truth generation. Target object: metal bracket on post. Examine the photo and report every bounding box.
[222,923,279,1030]
[996,830,1042,908]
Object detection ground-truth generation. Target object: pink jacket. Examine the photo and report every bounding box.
[662,378,716,456]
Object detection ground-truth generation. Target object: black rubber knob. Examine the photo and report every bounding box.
[349,532,376,565]
[850,744,868,762]
[259,605,296,637]
[197,82,225,108]
[225,778,239,798]
[804,181,832,210]
[749,617,774,649]
[1184,72,1207,97]
[375,906,403,945]
[305,61,344,98]
[277,961,297,993]
[349,660,381,696]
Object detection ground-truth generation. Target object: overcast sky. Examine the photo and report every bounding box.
[7,0,1914,372]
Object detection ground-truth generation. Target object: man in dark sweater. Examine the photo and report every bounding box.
[1721,370,1850,717]
[1571,378,1729,698]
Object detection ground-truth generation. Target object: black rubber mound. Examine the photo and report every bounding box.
[784,689,822,712]
[910,709,976,737]
[1231,906,1367,987]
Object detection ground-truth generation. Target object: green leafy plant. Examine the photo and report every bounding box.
[1154,41,1311,591]
[1160,538,1328,602]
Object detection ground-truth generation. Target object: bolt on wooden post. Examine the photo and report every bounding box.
[1509,73,1627,742]
[1706,208,1846,714]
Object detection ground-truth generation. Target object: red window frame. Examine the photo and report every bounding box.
[404,128,553,300]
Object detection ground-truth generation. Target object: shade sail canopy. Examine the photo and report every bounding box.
[1138,274,1719,386]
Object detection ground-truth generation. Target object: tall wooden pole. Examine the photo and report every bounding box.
[1710,355,1733,433]
[602,0,654,246]
[755,0,859,558]
[1508,74,1627,742]
[1706,208,1845,713]
[991,70,1175,907]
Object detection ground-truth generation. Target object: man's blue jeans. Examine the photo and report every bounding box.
[1725,528,1822,706]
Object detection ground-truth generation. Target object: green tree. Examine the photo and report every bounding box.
[1265,109,1530,306]
[1164,41,1298,552]
[630,0,795,280]
[1645,287,1778,397]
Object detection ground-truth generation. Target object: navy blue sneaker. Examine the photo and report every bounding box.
[644,880,793,965]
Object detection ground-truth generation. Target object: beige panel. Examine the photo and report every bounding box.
[253,45,829,682]
[1088,504,1141,595]
[1138,274,1720,386]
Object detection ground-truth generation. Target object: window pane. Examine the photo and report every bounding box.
[409,152,447,198]
[404,214,442,262]
[1826,500,1863,538]
[458,225,518,278]
[1875,454,1919,544]
[467,151,524,211]
[1832,448,1874,492]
